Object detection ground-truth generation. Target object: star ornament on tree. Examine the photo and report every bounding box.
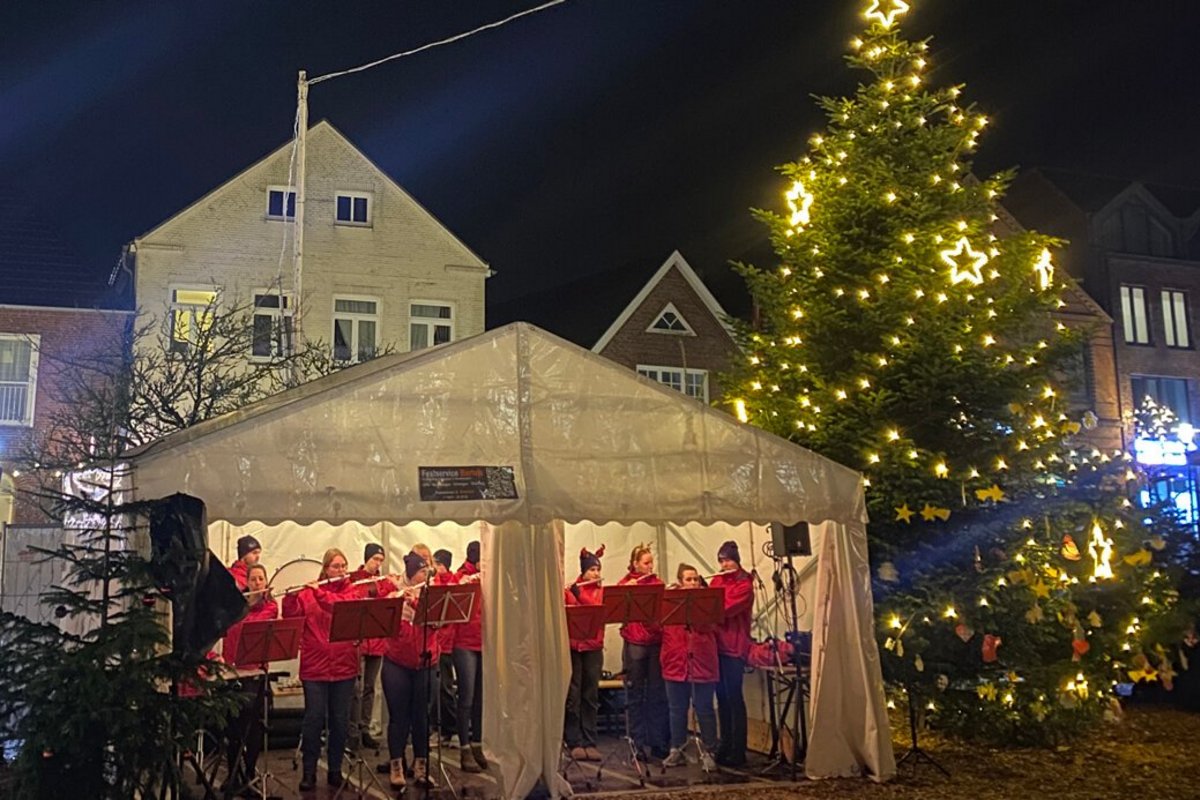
[940,236,988,286]
[1033,248,1055,290]
[785,179,814,235]
[864,0,910,30]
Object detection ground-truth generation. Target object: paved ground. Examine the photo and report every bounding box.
[194,704,1198,800]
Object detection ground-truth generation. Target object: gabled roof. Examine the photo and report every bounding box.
[1021,168,1200,219]
[488,252,749,350]
[134,120,487,270]
[592,250,733,352]
[126,322,865,528]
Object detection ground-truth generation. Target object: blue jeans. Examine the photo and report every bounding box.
[665,680,717,750]
[715,655,747,759]
[382,659,435,760]
[301,678,355,775]
[453,648,483,745]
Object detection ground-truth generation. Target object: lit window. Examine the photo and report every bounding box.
[636,364,709,402]
[1162,289,1190,349]
[251,290,294,358]
[333,297,379,363]
[0,334,38,426]
[410,303,453,351]
[1132,375,1190,424]
[170,288,218,354]
[266,186,296,220]
[335,192,371,225]
[1120,285,1150,344]
[647,303,694,335]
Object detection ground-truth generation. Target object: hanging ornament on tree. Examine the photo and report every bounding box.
[982,634,1001,663]
[878,561,900,582]
[1123,548,1152,567]
[1071,628,1090,662]
[936,673,949,691]
[973,545,983,573]
[914,654,925,672]
[1148,534,1167,551]
[1025,604,1044,624]
[1087,610,1103,628]
[955,623,975,643]
[1060,534,1081,562]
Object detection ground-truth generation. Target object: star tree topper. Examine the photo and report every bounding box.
[864,0,910,29]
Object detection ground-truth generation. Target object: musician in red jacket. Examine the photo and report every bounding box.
[382,552,443,789]
[349,542,390,749]
[617,543,670,759]
[282,548,361,791]
[709,540,754,767]
[431,549,459,744]
[659,564,718,771]
[453,541,488,773]
[221,563,279,793]
[564,545,605,762]
[227,534,262,591]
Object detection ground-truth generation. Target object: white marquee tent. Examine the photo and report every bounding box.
[126,322,895,796]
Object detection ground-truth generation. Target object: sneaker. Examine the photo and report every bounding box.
[662,748,687,768]
[389,758,406,788]
[471,743,489,770]
[584,746,602,762]
[700,752,717,772]
[414,757,435,787]
[569,746,588,761]
[460,745,483,773]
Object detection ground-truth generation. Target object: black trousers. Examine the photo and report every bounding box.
[224,676,266,787]
[716,654,747,760]
[622,642,669,752]
[437,653,458,737]
[564,649,603,747]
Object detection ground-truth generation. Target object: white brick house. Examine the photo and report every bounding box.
[128,120,489,360]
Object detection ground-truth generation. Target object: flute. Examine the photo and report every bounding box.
[567,577,603,590]
[275,574,346,596]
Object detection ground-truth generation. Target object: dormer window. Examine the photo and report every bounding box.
[647,303,694,335]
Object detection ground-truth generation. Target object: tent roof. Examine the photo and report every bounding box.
[128,323,866,528]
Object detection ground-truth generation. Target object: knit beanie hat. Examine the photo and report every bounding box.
[466,541,480,565]
[364,543,385,563]
[579,545,605,575]
[404,551,427,579]
[718,540,741,565]
[237,535,261,559]
[433,549,452,570]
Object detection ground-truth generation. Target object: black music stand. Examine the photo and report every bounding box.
[416,582,478,798]
[599,583,663,786]
[896,684,949,777]
[660,588,723,772]
[231,616,303,800]
[561,604,607,788]
[328,598,404,799]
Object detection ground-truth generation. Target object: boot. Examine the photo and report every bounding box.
[471,743,489,770]
[389,758,406,788]
[460,745,483,773]
[414,757,435,787]
[298,769,316,791]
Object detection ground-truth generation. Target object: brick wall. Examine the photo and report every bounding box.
[0,306,131,524]
[597,266,739,402]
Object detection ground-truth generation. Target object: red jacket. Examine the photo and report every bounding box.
[565,579,604,652]
[659,597,719,683]
[385,592,443,670]
[453,562,483,652]
[227,559,250,591]
[710,569,754,659]
[349,568,398,657]
[617,571,662,646]
[282,579,362,682]
[222,597,279,668]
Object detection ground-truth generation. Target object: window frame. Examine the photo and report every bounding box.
[332,294,381,364]
[1161,288,1191,349]
[0,333,39,427]
[266,185,297,221]
[636,363,709,403]
[168,285,220,355]
[645,302,696,336]
[409,300,455,352]
[249,288,295,360]
[1120,284,1151,345]
[334,190,373,227]
[1131,375,1191,424]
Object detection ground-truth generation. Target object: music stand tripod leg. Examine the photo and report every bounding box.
[894,686,949,777]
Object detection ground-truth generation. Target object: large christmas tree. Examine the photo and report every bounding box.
[729,0,1193,743]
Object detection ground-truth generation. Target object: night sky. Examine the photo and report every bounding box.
[3,0,1198,311]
